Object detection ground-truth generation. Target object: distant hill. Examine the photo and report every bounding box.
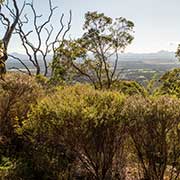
[6,53,52,70]
[117,50,177,64]
[7,52,52,62]
[6,51,179,70]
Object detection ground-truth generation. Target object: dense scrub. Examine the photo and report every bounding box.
[155,68,180,97]
[0,72,180,179]
[0,73,43,179]
[123,95,180,180]
[111,80,147,96]
[23,85,127,179]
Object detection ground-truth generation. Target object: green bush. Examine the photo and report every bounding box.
[1,73,180,180]
[155,68,180,97]
[122,95,180,180]
[0,72,43,179]
[23,84,127,179]
[111,80,147,96]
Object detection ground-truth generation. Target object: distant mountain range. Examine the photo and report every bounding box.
[6,50,178,67]
[8,52,52,62]
[117,50,177,63]
[7,53,52,69]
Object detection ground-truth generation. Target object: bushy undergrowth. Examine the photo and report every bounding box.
[0,72,180,180]
[0,73,43,179]
[111,80,147,96]
[23,84,127,179]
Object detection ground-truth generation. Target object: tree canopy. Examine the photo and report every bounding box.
[52,11,134,89]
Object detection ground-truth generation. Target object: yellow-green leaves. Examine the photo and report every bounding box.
[52,12,134,89]
[29,84,125,129]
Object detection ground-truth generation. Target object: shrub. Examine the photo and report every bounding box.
[24,84,127,180]
[155,68,180,97]
[111,80,147,96]
[0,73,42,137]
[0,72,43,179]
[122,95,180,180]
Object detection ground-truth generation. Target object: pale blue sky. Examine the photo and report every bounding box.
[6,0,180,53]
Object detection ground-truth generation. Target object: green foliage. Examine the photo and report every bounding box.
[52,12,134,89]
[123,95,180,179]
[23,84,127,179]
[1,72,180,179]
[0,73,43,179]
[0,158,36,180]
[35,74,49,87]
[0,73,42,135]
[82,11,134,51]
[146,74,159,95]
[50,54,74,86]
[111,80,147,96]
[155,68,180,97]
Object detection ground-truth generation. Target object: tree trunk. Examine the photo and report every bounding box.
[0,51,7,79]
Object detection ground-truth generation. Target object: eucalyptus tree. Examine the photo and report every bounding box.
[53,11,134,89]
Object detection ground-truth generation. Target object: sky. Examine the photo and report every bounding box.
[4,0,180,53]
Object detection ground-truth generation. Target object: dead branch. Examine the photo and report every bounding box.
[8,54,31,75]
[15,0,72,76]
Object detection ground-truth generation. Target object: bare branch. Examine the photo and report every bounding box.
[61,10,72,43]
[3,0,20,50]
[15,0,71,76]
[71,60,97,89]
[8,54,31,75]
[8,66,28,74]
[52,13,64,53]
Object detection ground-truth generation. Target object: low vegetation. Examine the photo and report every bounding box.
[0,71,179,180]
[0,1,180,179]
